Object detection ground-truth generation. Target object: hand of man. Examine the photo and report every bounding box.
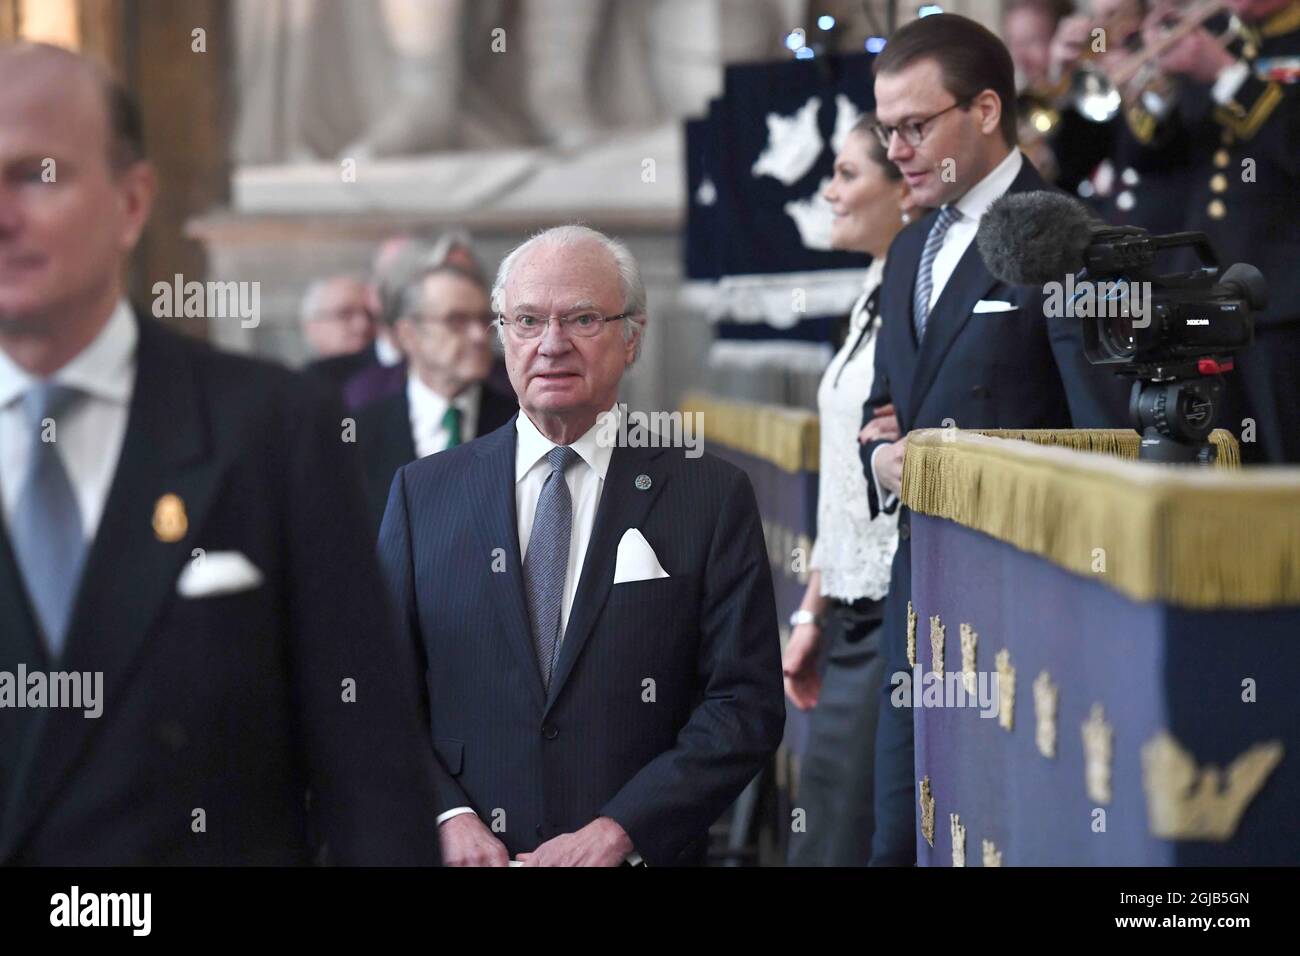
[516,816,634,867]
[782,621,824,710]
[438,812,511,867]
[1050,13,1094,78]
[876,435,909,496]
[1144,4,1236,84]
[859,405,901,445]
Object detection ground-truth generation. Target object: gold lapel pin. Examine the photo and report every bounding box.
[152,493,188,543]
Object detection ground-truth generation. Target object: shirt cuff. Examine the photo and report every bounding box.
[1212,61,1250,106]
[869,444,899,512]
[436,806,476,825]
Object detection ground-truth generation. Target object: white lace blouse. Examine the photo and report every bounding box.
[809,258,899,602]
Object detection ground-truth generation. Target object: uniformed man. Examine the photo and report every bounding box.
[1122,0,1300,462]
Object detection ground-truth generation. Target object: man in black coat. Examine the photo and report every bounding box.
[379,226,784,866]
[354,262,516,535]
[858,15,1128,865]
[0,42,440,865]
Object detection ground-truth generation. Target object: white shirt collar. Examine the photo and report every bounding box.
[952,148,1023,223]
[375,334,403,366]
[406,372,478,420]
[515,404,618,484]
[0,300,137,410]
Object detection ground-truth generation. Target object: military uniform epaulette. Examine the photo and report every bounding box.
[1212,2,1300,140]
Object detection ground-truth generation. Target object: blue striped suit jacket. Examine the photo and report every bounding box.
[377,416,785,866]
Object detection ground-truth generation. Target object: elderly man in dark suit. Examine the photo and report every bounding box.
[857,14,1128,866]
[354,260,516,534]
[378,224,785,866]
[0,43,440,865]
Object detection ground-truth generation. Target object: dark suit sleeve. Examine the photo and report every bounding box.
[283,380,441,864]
[377,466,474,817]
[598,468,785,866]
[859,334,896,518]
[1034,284,1132,427]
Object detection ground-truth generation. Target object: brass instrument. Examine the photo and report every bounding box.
[1019,6,1145,135]
[1072,0,1241,123]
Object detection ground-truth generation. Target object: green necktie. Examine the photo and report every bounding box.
[441,405,462,449]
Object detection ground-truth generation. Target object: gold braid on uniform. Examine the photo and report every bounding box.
[1212,2,1300,140]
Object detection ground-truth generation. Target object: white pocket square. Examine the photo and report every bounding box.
[973,299,1018,313]
[176,550,265,598]
[613,528,670,584]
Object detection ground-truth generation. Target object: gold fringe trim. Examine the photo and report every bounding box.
[900,430,1300,609]
[973,428,1240,469]
[679,391,819,473]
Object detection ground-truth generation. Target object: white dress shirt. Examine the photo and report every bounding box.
[406,374,481,458]
[921,148,1023,317]
[0,301,137,540]
[870,149,1024,507]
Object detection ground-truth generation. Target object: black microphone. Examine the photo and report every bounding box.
[975,190,1108,286]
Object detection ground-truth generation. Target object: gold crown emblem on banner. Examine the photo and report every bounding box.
[1141,732,1283,841]
[919,776,935,848]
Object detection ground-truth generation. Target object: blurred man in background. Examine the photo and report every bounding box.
[354,255,517,533]
[0,42,440,865]
[299,274,375,361]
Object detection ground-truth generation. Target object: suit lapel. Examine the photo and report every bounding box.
[877,222,927,429]
[387,388,416,467]
[0,524,50,833]
[907,241,996,416]
[476,385,517,438]
[466,419,547,709]
[2,318,228,849]
[544,442,669,715]
[908,154,1045,417]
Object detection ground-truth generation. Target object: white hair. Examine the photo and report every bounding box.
[299,274,367,324]
[492,224,647,362]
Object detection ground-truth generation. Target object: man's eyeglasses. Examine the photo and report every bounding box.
[497,311,635,339]
[869,99,972,150]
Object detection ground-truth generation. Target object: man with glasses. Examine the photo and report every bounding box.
[377,224,784,866]
[299,274,376,364]
[353,261,516,534]
[858,13,1128,866]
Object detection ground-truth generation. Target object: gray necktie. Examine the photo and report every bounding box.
[10,382,87,657]
[913,205,962,342]
[523,446,579,690]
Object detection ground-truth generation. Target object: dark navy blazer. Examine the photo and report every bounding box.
[378,419,786,866]
[0,317,440,865]
[354,382,517,536]
[860,154,1130,513]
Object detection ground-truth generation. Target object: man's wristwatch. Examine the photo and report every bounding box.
[789,609,822,629]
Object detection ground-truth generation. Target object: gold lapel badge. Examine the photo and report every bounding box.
[152,493,188,543]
